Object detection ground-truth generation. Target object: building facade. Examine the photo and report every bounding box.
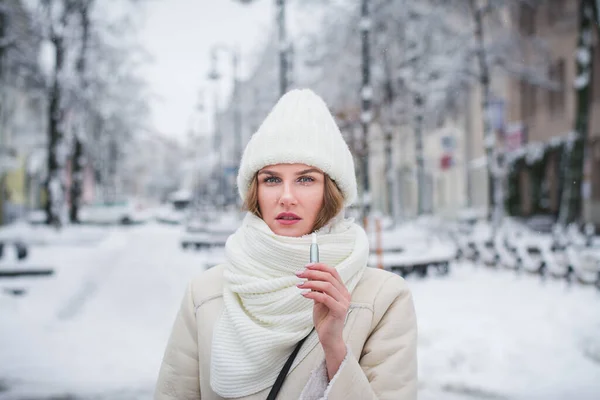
[504,0,600,225]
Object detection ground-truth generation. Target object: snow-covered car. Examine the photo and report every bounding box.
[155,190,193,225]
[79,198,153,225]
[26,210,47,225]
[180,211,240,249]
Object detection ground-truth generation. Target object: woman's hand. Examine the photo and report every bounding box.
[296,263,349,380]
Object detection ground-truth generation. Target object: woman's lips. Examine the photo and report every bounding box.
[276,218,301,225]
[276,213,301,226]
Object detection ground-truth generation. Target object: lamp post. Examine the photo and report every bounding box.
[360,0,372,226]
[233,0,288,96]
[276,0,288,95]
[208,44,242,207]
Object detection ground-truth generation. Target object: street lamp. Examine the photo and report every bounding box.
[360,0,372,226]
[233,0,289,96]
[207,44,242,207]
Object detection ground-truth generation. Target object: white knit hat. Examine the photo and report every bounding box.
[237,88,357,206]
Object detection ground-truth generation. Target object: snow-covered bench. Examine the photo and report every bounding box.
[368,236,456,277]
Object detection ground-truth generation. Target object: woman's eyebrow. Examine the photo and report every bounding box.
[296,168,322,175]
[258,170,279,176]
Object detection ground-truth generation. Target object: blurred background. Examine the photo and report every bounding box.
[1,0,600,399]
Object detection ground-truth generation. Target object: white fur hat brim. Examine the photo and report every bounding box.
[237,89,357,206]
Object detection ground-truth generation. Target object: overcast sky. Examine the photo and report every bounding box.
[137,0,274,142]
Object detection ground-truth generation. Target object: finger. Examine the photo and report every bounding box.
[302,290,347,317]
[298,280,345,303]
[306,263,344,285]
[297,269,349,299]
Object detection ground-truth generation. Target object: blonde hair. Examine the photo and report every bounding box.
[243,172,345,232]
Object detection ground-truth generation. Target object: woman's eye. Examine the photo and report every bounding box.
[263,176,280,184]
[298,176,314,183]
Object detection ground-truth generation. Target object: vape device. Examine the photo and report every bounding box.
[310,232,319,263]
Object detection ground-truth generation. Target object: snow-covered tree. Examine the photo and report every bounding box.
[68,0,91,223]
[67,0,151,220]
[374,1,472,215]
[38,0,80,227]
[26,0,150,225]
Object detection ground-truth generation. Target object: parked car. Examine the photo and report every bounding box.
[156,190,193,225]
[26,209,47,225]
[180,210,240,250]
[79,198,153,225]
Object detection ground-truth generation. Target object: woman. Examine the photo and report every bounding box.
[155,89,417,399]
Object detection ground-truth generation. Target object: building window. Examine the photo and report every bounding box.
[519,5,535,36]
[520,80,537,119]
[548,58,566,114]
[547,0,566,25]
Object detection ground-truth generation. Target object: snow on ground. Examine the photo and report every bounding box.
[0,222,205,399]
[1,223,599,399]
[412,264,600,400]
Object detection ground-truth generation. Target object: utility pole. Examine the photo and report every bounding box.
[385,131,393,215]
[208,44,242,207]
[360,0,372,225]
[232,47,242,205]
[0,3,7,226]
[414,94,426,215]
[213,89,223,208]
[276,0,287,96]
[208,48,224,209]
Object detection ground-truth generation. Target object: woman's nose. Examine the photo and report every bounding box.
[279,182,297,206]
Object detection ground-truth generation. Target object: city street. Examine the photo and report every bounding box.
[1,222,599,400]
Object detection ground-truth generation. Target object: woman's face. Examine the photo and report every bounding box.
[257,163,325,237]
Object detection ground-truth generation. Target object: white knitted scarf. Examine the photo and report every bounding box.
[210,212,369,398]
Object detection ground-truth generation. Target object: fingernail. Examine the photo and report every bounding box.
[295,269,305,276]
[306,263,315,267]
[300,289,311,295]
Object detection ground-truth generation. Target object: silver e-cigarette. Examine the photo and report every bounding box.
[310,232,319,263]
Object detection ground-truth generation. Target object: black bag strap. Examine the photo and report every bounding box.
[266,329,314,400]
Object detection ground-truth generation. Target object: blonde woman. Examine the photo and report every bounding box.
[155,89,418,400]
